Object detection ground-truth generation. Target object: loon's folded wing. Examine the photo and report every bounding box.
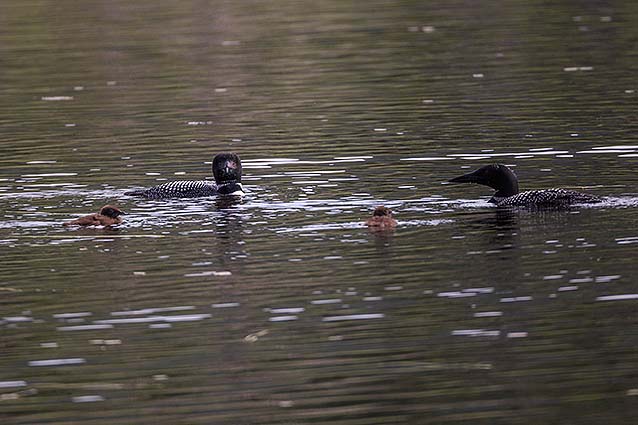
[126,181,217,199]
[496,189,602,207]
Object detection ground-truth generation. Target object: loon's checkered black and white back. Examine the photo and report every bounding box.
[493,189,602,207]
[127,180,218,199]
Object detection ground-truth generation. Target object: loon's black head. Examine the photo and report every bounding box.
[449,164,519,202]
[212,153,242,184]
[99,205,126,218]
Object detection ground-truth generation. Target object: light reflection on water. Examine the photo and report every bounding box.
[2,0,638,423]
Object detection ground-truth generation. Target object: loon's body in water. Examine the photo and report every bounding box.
[449,164,602,207]
[365,206,397,229]
[126,153,244,199]
[63,205,125,227]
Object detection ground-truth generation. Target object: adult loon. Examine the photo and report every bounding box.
[448,163,602,207]
[365,206,397,229]
[63,205,125,226]
[126,152,244,199]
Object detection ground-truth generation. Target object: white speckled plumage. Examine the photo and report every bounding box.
[130,180,218,199]
[493,188,602,207]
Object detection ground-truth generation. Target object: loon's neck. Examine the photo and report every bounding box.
[217,181,244,195]
[494,179,519,198]
[487,178,518,204]
[489,191,517,205]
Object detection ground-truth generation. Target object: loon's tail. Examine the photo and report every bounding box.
[125,188,147,197]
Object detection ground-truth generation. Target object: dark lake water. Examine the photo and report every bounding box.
[2,1,638,424]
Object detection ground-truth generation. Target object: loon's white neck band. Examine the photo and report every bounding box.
[218,182,244,196]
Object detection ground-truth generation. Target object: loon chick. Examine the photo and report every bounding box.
[126,152,244,199]
[63,205,125,226]
[449,163,602,207]
[366,206,397,229]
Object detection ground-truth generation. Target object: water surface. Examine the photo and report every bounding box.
[2,1,638,424]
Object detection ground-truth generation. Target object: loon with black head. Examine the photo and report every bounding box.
[449,163,602,207]
[126,152,243,199]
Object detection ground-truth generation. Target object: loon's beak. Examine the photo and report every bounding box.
[449,169,482,184]
[222,160,238,177]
